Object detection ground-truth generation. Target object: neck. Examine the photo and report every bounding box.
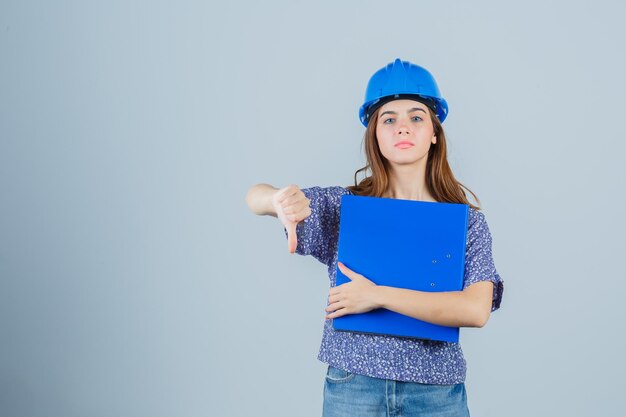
[384,161,436,202]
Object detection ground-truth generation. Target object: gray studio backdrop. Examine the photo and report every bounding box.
[1,1,625,416]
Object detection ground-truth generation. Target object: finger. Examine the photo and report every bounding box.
[286,221,297,254]
[326,307,348,319]
[285,212,300,223]
[337,262,348,273]
[325,301,344,312]
[277,186,299,204]
[338,262,362,281]
[338,261,351,270]
[327,294,341,304]
[283,199,308,215]
[274,187,290,203]
[337,263,354,280]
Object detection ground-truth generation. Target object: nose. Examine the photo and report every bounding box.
[397,120,411,135]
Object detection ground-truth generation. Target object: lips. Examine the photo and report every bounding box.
[395,141,414,148]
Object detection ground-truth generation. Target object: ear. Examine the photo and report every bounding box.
[432,135,437,144]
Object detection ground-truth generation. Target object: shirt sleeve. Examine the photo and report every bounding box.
[283,186,349,267]
[462,210,504,312]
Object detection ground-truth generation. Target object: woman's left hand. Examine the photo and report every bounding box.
[325,262,381,319]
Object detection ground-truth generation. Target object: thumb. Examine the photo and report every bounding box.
[286,221,298,254]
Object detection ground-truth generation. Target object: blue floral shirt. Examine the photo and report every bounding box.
[283,185,504,384]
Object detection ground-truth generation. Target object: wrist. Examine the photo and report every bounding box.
[263,186,279,216]
[253,184,277,216]
[373,285,389,309]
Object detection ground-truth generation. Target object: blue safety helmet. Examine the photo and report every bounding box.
[358,58,449,127]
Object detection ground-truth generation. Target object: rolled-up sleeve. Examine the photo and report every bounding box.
[462,210,504,312]
[283,186,349,267]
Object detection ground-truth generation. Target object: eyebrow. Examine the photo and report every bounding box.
[379,108,427,118]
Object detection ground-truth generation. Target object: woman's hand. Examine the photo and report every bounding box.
[271,184,311,254]
[325,262,381,319]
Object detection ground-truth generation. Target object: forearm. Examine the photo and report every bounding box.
[246,183,278,216]
[374,286,483,328]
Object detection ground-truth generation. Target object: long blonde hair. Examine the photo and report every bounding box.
[346,106,481,210]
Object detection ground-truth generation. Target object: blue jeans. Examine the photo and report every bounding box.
[323,365,470,417]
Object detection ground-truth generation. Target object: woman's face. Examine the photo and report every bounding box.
[375,99,437,166]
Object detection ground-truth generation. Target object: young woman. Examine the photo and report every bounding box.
[246,58,504,417]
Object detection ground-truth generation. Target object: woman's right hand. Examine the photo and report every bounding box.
[272,185,312,254]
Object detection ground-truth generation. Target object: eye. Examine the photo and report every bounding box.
[412,116,423,122]
[383,118,395,124]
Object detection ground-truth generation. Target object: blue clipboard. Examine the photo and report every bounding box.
[332,195,469,343]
